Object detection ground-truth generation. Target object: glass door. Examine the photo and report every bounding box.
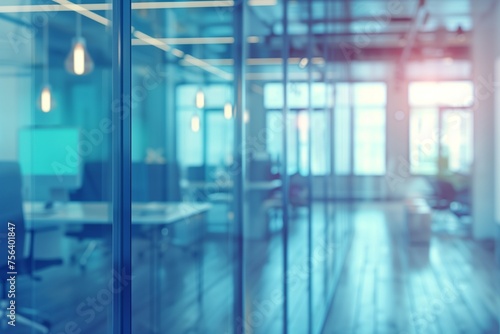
[130,2,238,333]
[0,1,114,333]
[439,108,473,175]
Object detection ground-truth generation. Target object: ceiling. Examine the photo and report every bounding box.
[0,0,489,81]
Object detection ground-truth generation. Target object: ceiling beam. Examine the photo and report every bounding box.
[399,0,427,69]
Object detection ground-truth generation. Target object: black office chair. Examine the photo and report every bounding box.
[426,179,459,231]
[0,161,63,333]
[186,165,206,183]
[67,162,112,270]
[428,179,456,210]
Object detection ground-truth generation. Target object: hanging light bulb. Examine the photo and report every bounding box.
[297,112,309,141]
[40,85,52,113]
[243,109,250,123]
[196,89,205,109]
[65,37,94,75]
[65,1,94,76]
[297,112,309,131]
[191,114,200,132]
[224,102,232,120]
[298,57,309,69]
[39,21,53,113]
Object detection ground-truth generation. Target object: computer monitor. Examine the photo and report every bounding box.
[18,127,83,204]
[249,153,273,182]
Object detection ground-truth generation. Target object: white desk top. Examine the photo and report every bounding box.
[24,201,212,226]
[181,179,282,191]
[246,179,282,190]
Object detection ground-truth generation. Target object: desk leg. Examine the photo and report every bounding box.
[198,216,204,309]
[155,226,162,332]
[148,226,161,333]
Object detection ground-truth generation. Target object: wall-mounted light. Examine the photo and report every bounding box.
[195,89,205,109]
[65,0,94,76]
[224,102,232,119]
[191,114,200,132]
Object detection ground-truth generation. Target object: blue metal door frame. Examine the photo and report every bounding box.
[112,0,132,333]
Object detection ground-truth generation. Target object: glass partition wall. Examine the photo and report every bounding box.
[0,1,353,333]
[130,2,237,333]
[0,1,114,333]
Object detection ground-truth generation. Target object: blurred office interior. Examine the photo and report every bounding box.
[0,0,499,333]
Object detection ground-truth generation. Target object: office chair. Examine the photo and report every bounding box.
[186,165,206,182]
[67,162,112,270]
[0,161,63,333]
[427,179,458,231]
[66,162,173,270]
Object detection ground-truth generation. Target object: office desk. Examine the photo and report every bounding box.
[24,201,211,226]
[24,201,210,331]
[245,180,282,239]
[181,179,281,192]
[180,180,282,238]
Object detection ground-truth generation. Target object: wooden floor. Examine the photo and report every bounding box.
[322,202,499,334]
[10,202,499,334]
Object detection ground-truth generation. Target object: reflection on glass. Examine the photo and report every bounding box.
[354,108,386,175]
[441,110,473,173]
[131,2,236,333]
[410,108,439,175]
[334,82,387,176]
[0,1,113,333]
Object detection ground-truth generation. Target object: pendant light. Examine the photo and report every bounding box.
[223,102,232,120]
[65,1,94,76]
[195,89,205,109]
[191,114,201,133]
[223,85,232,120]
[191,88,204,132]
[40,23,53,113]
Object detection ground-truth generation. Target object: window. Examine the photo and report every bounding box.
[409,81,474,174]
[264,82,332,176]
[354,107,386,175]
[410,108,439,175]
[264,81,387,176]
[176,84,233,168]
[266,111,298,174]
[334,106,351,175]
[177,109,204,166]
[206,112,234,166]
[334,82,387,175]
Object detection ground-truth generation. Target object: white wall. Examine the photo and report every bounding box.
[495,9,500,237]
[471,3,497,239]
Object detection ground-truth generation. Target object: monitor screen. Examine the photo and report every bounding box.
[18,127,82,201]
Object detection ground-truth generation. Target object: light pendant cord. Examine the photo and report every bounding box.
[76,5,82,38]
[43,21,49,85]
